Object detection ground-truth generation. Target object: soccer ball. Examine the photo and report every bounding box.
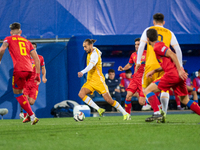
[74,111,85,122]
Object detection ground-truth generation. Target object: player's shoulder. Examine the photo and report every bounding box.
[131,52,137,56]
[92,47,102,56]
[38,55,44,59]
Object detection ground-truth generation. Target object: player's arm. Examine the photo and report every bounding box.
[135,28,148,73]
[41,66,47,83]
[78,52,98,78]
[170,31,183,67]
[0,42,8,63]
[146,67,163,78]
[165,49,187,80]
[118,63,133,71]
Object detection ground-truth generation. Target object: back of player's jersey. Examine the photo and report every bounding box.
[145,26,172,74]
[4,35,34,72]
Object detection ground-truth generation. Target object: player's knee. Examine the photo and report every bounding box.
[29,99,35,105]
[78,91,85,99]
[126,94,132,100]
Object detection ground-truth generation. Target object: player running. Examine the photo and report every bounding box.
[118,38,147,114]
[78,39,130,120]
[135,13,183,121]
[22,42,47,123]
[144,28,200,122]
[0,22,40,125]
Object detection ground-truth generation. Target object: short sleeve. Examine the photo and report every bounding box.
[40,56,45,67]
[3,37,9,45]
[29,42,35,52]
[128,53,134,64]
[154,43,169,57]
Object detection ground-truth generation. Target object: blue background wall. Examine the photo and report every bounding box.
[0,0,200,118]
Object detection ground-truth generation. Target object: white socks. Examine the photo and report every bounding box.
[160,91,169,114]
[83,96,100,111]
[112,101,127,115]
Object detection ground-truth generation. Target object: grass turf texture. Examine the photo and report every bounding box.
[0,114,200,150]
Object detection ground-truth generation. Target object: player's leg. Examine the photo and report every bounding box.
[125,91,134,114]
[102,92,130,120]
[180,95,200,115]
[175,80,200,115]
[78,87,101,112]
[13,71,39,125]
[174,93,184,110]
[144,82,163,122]
[160,91,169,113]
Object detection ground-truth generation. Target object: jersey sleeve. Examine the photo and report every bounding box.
[29,42,35,52]
[40,56,45,67]
[90,51,98,66]
[128,53,134,64]
[154,43,169,57]
[136,27,149,64]
[170,31,183,66]
[3,37,10,45]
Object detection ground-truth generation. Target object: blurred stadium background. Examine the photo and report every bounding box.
[0,0,200,119]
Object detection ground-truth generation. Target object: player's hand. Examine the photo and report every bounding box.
[135,64,141,73]
[118,66,124,71]
[42,76,47,83]
[78,72,83,78]
[178,69,188,80]
[34,73,41,85]
[146,70,155,78]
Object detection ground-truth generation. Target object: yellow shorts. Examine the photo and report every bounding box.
[142,71,164,88]
[82,80,109,95]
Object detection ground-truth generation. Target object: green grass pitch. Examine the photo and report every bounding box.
[0,114,200,150]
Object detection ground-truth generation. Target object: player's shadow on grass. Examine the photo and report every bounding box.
[0,69,18,119]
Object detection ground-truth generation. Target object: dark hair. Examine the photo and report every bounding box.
[84,39,97,45]
[108,69,115,73]
[198,69,200,73]
[185,69,188,73]
[9,22,21,30]
[147,29,158,42]
[134,38,140,42]
[32,42,37,48]
[153,13,164,23]
[125,69,132,74]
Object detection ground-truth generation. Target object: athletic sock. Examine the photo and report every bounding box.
[14,93,33,116]
[175,93,181,106]
[23,109,27,118]
[187,100,200,115]
[146,92,160,114]
[30,114,36,121]
[125,99,132,114]
[194,100,198,104]
[160,91,169,114]
[82,96,100,111]
[112,100,127,115]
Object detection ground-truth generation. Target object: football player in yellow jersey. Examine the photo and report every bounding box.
[78,39,130,120]
[135,13,183,122]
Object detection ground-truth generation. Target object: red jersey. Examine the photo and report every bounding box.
[154,42,177,73]
[4,35,34,72]
[129,50,146,78]
[31,55,45,73]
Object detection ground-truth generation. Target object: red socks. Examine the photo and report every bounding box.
[189,101,200,115]
[14,93,33,116]
[146,92,160,112]
[175,93,181,106]
[125,99,132,114]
